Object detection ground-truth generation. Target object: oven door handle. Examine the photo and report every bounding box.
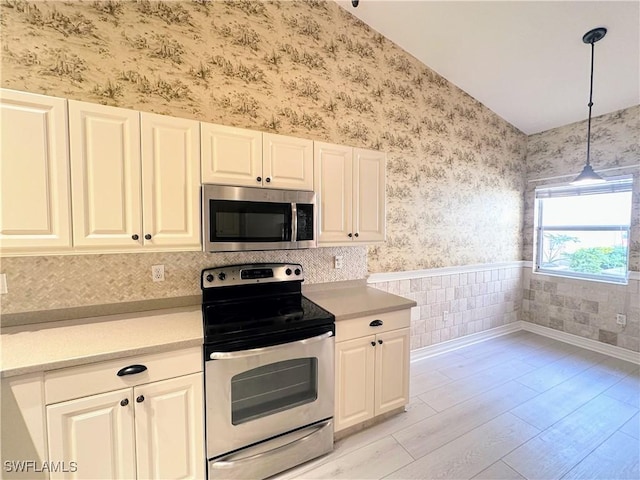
[208,330,333,360]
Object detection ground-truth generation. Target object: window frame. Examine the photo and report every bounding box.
[534,176,633,285]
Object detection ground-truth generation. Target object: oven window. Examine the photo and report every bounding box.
[231,358,318,425]
[210,200,292,242]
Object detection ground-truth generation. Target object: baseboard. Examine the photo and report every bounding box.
[410,320,640,365]
[520,322,640,365]
[410,322,522,362]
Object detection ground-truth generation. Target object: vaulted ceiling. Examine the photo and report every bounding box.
[339,1,640,134]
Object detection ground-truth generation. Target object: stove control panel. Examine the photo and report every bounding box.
[201,263,304,288]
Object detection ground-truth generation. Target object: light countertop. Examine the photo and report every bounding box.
[0,306,202,378]
[303,283,416,321]
[1,284,415,378]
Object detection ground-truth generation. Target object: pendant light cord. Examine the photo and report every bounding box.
[586,40,595,167]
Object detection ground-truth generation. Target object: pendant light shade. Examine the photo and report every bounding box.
[570,27,607,185]
[572,163,605,184]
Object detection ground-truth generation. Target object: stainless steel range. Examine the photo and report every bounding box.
[201,263,335,480]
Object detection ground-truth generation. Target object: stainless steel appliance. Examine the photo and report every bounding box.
[201,264,334,480]
[202,185,316,252]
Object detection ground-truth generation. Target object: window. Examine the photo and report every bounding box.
[535,177,633,284]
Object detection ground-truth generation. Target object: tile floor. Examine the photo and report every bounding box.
[273,331,640,480]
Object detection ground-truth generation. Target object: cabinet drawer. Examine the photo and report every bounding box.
[335,309,410,342]
[45,347,202,404]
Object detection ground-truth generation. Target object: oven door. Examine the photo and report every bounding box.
[205,330,334,459]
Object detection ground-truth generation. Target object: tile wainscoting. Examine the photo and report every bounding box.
[369,263,640,354]
[368,263,523,351]
[521,266,640,353]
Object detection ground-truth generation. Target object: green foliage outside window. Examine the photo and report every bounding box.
[568,246,627,273]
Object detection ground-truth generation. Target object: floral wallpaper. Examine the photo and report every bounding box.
[523,105,640,271]
[0,0,527,277]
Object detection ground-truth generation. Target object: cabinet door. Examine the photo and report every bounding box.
[135,373,205,480]
[0,89,71,253]
[141,112,201,250]
[263,133,313,191]
[374,328,410,416]
[69,101,142,250]
[334,336,375,432]
[201,123,262,187]
[47,388,135,480]
[314,142,353,245]
[353,148,386,243]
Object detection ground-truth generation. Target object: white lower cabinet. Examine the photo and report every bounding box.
[134,374,204,480]
[44,348,205,480]
[334,310,410,433]
[47,388,136,480]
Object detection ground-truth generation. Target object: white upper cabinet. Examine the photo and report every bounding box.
[0,89,72,254]
[201,124,314,190]
[69,102,200,252]
[69,100,142,250]
[201,123,262,187]
[314,142,353,244]
[263,133,314,190]
[314,142,386,245]
[141,112,201,250]
[353,148,386,243]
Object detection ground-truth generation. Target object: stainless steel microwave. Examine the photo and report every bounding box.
[202,185,317,252]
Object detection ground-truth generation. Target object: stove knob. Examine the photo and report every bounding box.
[294,268,301,276]
[218,272,226,281]
[206,274,214,283]
[285,268,292,276]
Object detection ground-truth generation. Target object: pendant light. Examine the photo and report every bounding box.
[571,27,607,185]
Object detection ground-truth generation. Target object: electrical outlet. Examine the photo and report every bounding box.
[334,256,343,269]
[151,265,165,282]
[443,310,449,324]
[0,273,7,294]
[616,313,627,326]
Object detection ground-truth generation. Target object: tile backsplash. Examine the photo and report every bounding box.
[0,247,367,315]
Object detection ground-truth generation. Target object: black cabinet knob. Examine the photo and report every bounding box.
[285,268,292,276]
[218,272,226,281]
[132,234,139,240]
[136,395,145,403]
[348,233,353,238]
[206,274,214,282]
[354,233,359,237]
[144,234,152,240]
[120,399,129,407]
[266,177,271,183]
[371,341,376,347]
[257,176,262,182]
[378,339,383,344]
[294,268,301,276]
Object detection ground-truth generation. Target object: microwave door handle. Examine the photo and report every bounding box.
[291,202,297,242]
[209,331,333,360]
